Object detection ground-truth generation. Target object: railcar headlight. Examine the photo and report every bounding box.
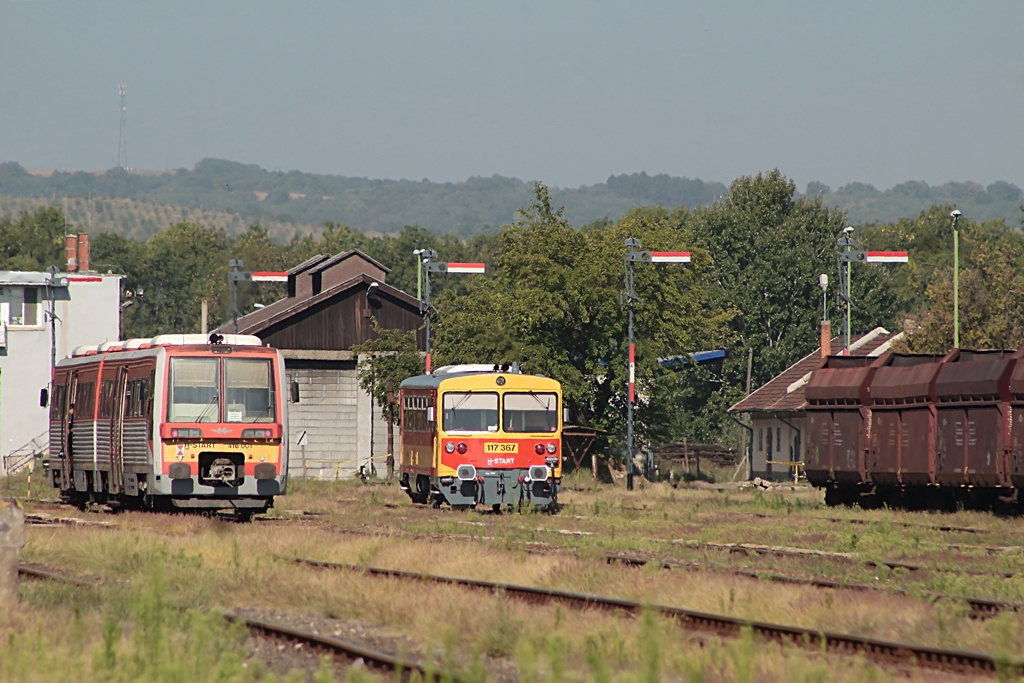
[546,443,557,454]
[445,442,455,453]
[529,465,549,481]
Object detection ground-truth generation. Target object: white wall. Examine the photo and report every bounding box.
[0,274,121,470]
[751,416,805,482]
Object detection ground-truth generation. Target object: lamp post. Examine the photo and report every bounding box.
[950,209,962,348]
[622,238,690,491]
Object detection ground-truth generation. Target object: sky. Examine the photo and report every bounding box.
[1,1,1022,192]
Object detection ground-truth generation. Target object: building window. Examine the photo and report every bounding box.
[758,428,764,452]
[23,287,38,325]
[777,427,781,454]
[6,286,41,327]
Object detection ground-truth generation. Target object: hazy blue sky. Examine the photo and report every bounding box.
[2,1,1021,191]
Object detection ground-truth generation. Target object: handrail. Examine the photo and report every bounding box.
[3,430,48,475]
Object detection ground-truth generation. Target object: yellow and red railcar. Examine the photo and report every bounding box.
[398,364,563,510]
[46,333,288,518]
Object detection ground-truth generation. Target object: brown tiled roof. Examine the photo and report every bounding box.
[728,327,901,415]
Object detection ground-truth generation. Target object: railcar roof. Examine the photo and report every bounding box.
[400,371,559,391]
[55,343,278,368]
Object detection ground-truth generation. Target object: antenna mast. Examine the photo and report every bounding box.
[117,83,128,170]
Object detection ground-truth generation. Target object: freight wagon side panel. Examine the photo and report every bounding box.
[963,406,1005,487]
[936,410,967,486]
[899,407,934,485]
[804,411,832,486]
[1011,409,1024,488]
[869,410,899,485]
[831,410,865,483]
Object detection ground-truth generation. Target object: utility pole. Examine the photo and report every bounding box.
[623,239,690,491]
[835,227,908,353]
[950,209,962,348]
[416,250,485,373]
[117,84,128,170]
[45,267,67,373]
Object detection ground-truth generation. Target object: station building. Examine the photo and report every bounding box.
[219,250,424,481]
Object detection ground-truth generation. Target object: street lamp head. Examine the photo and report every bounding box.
[842,226,854,234]
[818,274,828,291]
[413,249,425,255]
[950,209,962,218]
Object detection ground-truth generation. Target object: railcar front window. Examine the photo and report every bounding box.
[168,358,219,422]
[443,392,498,433]
[225,358,275,422]
[503,392,558,433]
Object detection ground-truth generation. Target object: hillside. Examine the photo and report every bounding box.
[0,159,1020,240]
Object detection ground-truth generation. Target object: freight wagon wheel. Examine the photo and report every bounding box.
[233,509,254,523]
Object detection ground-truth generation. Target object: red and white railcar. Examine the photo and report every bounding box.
[46,333,288,518]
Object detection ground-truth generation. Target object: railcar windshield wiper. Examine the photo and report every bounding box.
[195,393,220,423]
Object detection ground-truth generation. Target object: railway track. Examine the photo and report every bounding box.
[17,562,437,681]
[724,510,986,535]
[296,558,1021,678]
[598,553,1024,620]
[223,612,435,682]
[673,539,1024,578]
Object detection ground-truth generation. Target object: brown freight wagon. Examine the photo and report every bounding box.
[1003,353,1024,489]
[805,355,878,504]
[867,353,945,489]
[933,349,1019,490]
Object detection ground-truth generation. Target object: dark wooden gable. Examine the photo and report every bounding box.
[258,274,423,351]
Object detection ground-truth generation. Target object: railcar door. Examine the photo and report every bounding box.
[109,365,128,494]
[60,374,78,490]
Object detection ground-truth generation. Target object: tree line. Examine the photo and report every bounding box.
[2,169,1022,454]
[2,158,1021,239]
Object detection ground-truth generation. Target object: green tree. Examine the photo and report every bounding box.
[134,222,229,336]
[689,170,900,390]
[899,220,1024,352]
[0,206,66,271]
[433,184,732,450]
[91,232,147,337]
[353,319,424,479]
[229,225,290,314]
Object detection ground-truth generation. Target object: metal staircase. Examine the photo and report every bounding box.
[3,430,48,476]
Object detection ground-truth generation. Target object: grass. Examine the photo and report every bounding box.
[6,472,1024,680]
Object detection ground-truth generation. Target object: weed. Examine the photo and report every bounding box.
[584,634,612,683]
[639,607,661,683]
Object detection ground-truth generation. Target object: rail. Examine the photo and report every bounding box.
[19,562,439,681]
[297,559,1024,677]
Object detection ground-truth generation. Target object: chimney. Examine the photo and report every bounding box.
[77,233,90,272]
[820,320,832,359]
[65,235,78,272]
